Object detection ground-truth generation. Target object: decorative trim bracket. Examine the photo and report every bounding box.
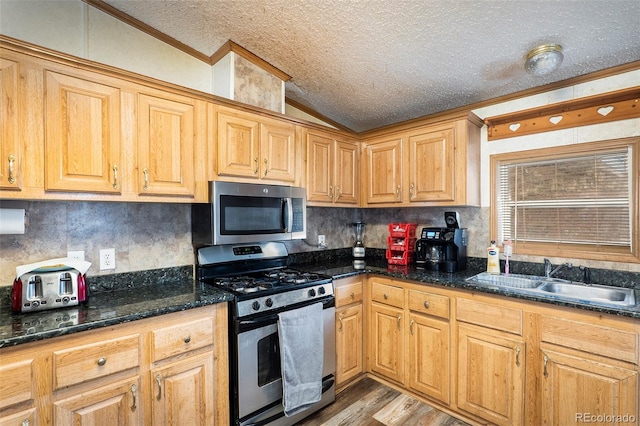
[484,86,640,140]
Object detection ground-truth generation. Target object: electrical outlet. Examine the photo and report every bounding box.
[318,235,326,248]
[99,248,116,270]
[67,250,85,261]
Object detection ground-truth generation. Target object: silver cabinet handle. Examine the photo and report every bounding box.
[156,374,162,400]
[8,155,16,184]
[515,346,521,367]
[329,185,334,199]
[397,314,402,330]
[253,157,259,174]
[543,353,549,378]
[143,169,149,191]
[112,165,119,190]
[350,292,355,299]
[97,357,107,366]
[183,335,191,344]
[21,419,29,426]
[335,186,342,200]
[263,158,268,176]
[383,293,388,300]
[423,301,430,309]
[130,384,137,411]
[409,182,415,199]
[396,185,401,199]
[338,313,343,331]
[410,319,415,335]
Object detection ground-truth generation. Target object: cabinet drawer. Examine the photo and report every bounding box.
[151,317,214,362]
[371,281,404,308]
[456,298,522,335]
[335,281,363,307]
[408,289,449,319]
[541,316,638,365]
[0,359,34,408]
[53,334,140,389]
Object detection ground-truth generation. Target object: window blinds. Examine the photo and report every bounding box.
[497,148,632,248]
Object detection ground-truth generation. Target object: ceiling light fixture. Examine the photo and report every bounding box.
[525,44,563,76]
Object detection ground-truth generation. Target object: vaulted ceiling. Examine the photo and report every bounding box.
[99,0,640,132]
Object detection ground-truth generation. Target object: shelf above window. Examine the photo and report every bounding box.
[484,87,640,141]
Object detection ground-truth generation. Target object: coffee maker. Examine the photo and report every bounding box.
[415,212,467,272]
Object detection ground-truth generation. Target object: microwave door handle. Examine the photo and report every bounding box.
[283,198,293,232]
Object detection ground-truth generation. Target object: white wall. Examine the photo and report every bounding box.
[0,0,214,94]
[472,70,640,207]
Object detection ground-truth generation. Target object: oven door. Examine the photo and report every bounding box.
[235,300,335,423]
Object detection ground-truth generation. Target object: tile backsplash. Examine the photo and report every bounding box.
[1,201,637,287]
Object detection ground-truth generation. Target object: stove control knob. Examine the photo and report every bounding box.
[252,301,260,311]
[265,298,273,308]
[318,286,326,295]
[31,300,40,308]
[62,296,70,303]
[308,288,316,297]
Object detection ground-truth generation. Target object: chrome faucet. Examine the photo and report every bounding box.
[544,258,573,278]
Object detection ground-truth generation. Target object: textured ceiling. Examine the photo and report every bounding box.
[101,0,640,132]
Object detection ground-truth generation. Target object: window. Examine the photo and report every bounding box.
[491,138,639,263]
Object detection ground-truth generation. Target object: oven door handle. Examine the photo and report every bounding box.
[238,298,335,331]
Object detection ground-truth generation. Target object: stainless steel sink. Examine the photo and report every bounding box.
[538,282,636,306]
[466,272,544,289]
[466,272,637,308]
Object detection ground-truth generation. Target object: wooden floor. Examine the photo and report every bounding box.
[298,378,470,426]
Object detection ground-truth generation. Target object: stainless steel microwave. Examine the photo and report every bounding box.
[192,181,306,246]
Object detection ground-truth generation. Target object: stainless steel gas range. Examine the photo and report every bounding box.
[196,242,335,426]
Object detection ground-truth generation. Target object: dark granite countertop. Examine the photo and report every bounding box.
[2,254,638,349]
[0,266,233,348]
[295,257,640,320]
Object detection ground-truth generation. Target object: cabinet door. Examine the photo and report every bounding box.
[408,126,455,202]
[45,71,121,193]
[541,349,638,425]
[260,120,296,182]
[0,407,37,426]
[0,58,20,191]
[217,111,260,179]
[334,140,359,205]
[369,302,404,383]
[336,304,363,385]
[364,137,403,204]
[457,323,524,426]
[53,377,141,426]
[152,352,215,426]
[306,132,334,203]
[408,314,450,404]
[138,93,195,197]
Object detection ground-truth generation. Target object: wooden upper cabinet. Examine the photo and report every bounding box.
[408,125,455,202]
[363,136,403,204]
[260,119,296,182]
[217,107,297,184]
[217,109,260,178]
[137,92,195,197]
[44,70,122,194]
[0,58,21,191]
[306,130,359,205]
[362,114,481,207]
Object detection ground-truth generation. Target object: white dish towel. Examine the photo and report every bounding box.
[277,302,324,417]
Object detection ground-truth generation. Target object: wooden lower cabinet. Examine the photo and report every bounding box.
[369,301,404,383]
[335,276,365,387]
[540,349,638,425]
[362,277,639,426]
[407,313,450,405]
[456,323,524,426]
[53,377,141,425]
[0,304,229,426]
[151,352,215,425]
